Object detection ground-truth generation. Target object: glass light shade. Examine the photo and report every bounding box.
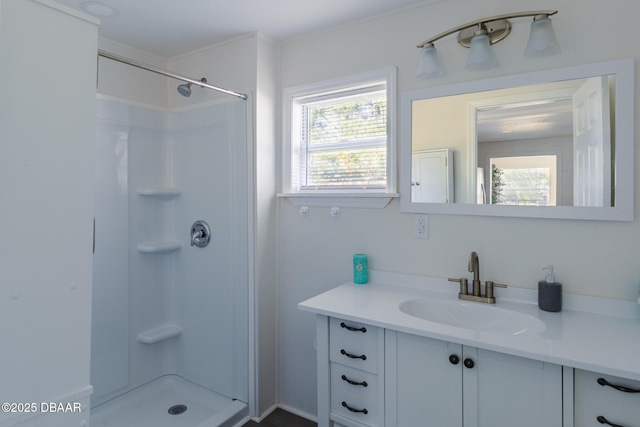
[416,44,445,78]
[524,17,561,58]
[465,33,499,71]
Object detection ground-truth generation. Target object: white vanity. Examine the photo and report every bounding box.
[298,271,640,427]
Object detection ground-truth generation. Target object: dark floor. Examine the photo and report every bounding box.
[242,408,317,427]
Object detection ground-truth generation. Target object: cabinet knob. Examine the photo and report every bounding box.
[449,354,460,365]
[463,358,475,369]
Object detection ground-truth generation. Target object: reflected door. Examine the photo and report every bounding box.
[411,149,454,203]
[573,76,611,207]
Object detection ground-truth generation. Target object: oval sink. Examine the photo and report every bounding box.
[399,298,545,336]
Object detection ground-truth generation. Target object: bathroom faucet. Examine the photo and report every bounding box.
[448,251,507,304]
[468,251,481,296]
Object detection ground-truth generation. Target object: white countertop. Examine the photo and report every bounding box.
[298,271,640,381]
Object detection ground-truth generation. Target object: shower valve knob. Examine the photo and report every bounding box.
[190,220,211,248]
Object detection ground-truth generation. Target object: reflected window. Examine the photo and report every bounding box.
[491,155,557,206]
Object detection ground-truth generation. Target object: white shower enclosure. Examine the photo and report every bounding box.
[90,96,249,425]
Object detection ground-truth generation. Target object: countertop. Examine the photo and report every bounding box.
[298,271,640,381]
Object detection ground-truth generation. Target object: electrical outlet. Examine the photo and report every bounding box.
[413,214,429,239]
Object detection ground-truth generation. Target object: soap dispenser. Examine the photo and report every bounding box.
[538,266,562,312]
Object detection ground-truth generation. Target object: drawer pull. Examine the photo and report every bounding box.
[341,374,368,387]
[597,415,626,427]
[342,401,368,415]
[341,349,367,360]
[340,322,367,333]
[597,377,640,393]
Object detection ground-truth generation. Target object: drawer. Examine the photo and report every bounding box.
[330,318,379,373]
[331,363,379,401]
[331,387,379,426]
[575,369,640,426]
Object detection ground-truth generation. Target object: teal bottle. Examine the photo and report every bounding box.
[353,254,368,284]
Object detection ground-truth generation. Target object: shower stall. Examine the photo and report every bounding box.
[89,59,250,425]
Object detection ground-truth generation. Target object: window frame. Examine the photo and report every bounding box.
[280,68,398,208]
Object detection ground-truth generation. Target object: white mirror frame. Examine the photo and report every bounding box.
[400,58,635,221]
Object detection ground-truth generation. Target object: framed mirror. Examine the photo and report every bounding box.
[400,59,634,221]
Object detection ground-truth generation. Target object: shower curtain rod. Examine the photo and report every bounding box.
[98,49,248,100]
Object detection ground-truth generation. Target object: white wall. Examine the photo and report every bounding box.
[98,38,169,107]
[0,0,98,425]
[167,35,256,108]
[254,35,279,417]
[277,0,640,417]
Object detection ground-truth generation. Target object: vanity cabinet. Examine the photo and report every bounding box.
[302,278,640,427]
[574,369,640,426]
[316,315,563,427]
[385,331,563,427]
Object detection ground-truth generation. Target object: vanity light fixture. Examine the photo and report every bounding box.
[416,10,560,79]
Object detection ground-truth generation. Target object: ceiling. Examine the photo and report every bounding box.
[55,0,439,58]
[477,99,574,142]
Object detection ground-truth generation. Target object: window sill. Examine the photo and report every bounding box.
[277,192,399,209]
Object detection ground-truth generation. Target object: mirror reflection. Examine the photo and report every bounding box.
[411,75,615,207]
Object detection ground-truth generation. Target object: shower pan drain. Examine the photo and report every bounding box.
[167,404,188,415]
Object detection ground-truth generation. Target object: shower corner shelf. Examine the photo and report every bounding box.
[137,324,182,344]
[137,187,182,200]
[136,241,182,254]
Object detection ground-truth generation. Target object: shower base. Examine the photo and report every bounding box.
[90,375,248,427]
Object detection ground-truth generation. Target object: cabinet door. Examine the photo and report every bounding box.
[464,347,563,427]
[385,331,463,427]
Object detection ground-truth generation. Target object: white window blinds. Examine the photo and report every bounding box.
[297,84,388,190]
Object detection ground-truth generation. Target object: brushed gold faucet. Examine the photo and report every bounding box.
[449,251,507,304]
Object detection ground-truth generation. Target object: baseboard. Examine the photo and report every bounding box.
[249,403,278,423]
[277,403,318,424]
[246,402,318,424]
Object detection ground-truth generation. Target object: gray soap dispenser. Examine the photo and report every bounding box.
[538,266,562,312]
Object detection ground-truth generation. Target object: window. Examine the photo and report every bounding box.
[282,68,397,205]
